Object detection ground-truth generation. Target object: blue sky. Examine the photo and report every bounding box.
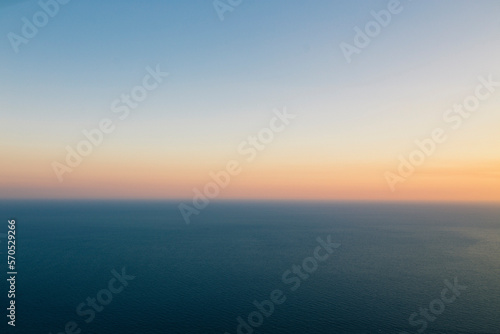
[1,0,500,200]
[2,0,499,121]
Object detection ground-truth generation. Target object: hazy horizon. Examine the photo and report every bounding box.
[2,0,500,201]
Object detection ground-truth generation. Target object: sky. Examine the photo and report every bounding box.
[1,0,499,201]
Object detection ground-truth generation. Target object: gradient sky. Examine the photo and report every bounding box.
[1,0,499,201]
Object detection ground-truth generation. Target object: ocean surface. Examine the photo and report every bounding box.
[0,201,498,334]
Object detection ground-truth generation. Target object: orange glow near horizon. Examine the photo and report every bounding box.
[2,147,499,202]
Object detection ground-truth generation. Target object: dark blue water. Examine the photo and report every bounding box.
[0,201,498,334]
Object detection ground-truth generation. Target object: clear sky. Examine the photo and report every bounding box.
[1,0,499,201]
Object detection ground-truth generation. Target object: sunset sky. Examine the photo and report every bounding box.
[1,0,499,201]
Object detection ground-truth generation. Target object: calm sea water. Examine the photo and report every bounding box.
[0,201,498,334]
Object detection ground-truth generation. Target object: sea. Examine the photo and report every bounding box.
[0,201,498,334]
